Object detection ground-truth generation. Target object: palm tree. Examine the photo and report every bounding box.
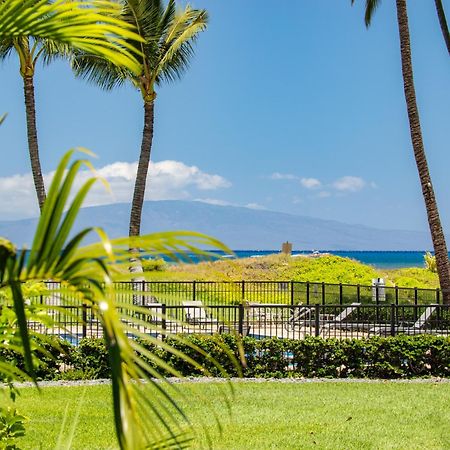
[1,4,234,448]
[73,0,208,238]
[0,0,143,211]
[434,0,450,55]
[352,0,450,303]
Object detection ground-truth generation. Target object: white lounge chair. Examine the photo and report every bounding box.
[321,303,362,336]
[369,305,438,336]
[182,301,218,327]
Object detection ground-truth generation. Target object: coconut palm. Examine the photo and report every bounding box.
[73,0,208,238]
[0,0,142,211]
[352,0,450,303]
[434,0,450,55]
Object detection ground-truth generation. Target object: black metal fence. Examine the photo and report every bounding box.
[41,280,445,307]
[27,302,450,344]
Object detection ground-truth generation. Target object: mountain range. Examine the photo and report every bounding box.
[0,200,436,250]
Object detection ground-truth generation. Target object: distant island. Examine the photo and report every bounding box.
[0,200,439,250]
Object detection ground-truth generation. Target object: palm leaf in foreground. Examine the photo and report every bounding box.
[0,151,238,449]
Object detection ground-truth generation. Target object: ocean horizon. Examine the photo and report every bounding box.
[195,250,439,269]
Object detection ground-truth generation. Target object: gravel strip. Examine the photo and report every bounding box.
[4,377,450,388]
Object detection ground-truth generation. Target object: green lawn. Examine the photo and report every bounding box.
[8,381,450,449]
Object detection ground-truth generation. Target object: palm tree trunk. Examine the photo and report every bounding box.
[434,0,450,55]
[23,75,46,211]
[396,0,450,303]
[129,101,155,237]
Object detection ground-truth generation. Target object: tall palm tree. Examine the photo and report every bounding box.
[434,0,450,55]
[73,0,208,238]
[0,0,142,211]
[352,0,450,303]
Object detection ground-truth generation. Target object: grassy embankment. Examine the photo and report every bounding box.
[11,382,450,449]
[137,254,439,289]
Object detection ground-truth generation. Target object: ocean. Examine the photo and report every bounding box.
[195,250,436,269]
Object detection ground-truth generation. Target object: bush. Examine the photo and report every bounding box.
[72,338,109,379]
[1,335,449,380]
[0,336,73,381]
[141,258,167,272]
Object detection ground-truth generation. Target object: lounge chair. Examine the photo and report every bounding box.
[144,303,164,324]
[369,305,438,336]
[245,302,282,322]
[321,303,362,336]
[284,306,313,331]
[182,301,218,327]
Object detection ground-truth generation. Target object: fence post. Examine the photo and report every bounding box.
[290,281,294,306]
[242,280,245,301]
[339,283,343,305]
[238,303,244,335]
[390,304,396,337]
[40,294,43,305]
[306,282,310,305]
[413,287,418,321]
[395,286,399,305]
[161,303,167,341]
[357,284,360,303]
[141,279,145,306]
[193,280,196,301]
[314,304,320,337]
[82,303,87,339]
[321,283,325,305]
[436,288,440,304]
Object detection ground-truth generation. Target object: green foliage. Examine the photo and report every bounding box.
[141,258,167,272]
[0,407,27,450]
[0,0,143,74]
[287,255,379,284]
[72,338,110,379]
[424,252,437,273]
[386,268,439,289]
[3,335,448,380]
[166,254,380,285]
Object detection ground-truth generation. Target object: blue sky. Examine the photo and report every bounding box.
[1,0,449,232]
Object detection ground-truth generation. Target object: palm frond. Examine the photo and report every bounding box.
[0,0,144,74]
[351,0,382,27]
[155,6,208,84]
[0,151,237,450]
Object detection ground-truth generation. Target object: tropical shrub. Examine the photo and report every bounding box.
[2,335,448,380]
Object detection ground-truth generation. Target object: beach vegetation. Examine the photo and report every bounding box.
[137,253,440,289]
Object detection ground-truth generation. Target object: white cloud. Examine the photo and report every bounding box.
[300,177,321,189]
[332,176,366,192]
[245,202,266,210]
[194,198,233,207]
[0,160,231,220]
[316,191,331,198]
[270,172,298,180]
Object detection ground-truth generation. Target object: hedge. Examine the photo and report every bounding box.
[2,335,449,381]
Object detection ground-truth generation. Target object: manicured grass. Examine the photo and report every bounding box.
[9,381,450,449]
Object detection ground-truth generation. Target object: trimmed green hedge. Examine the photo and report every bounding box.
[2,335,450,380]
